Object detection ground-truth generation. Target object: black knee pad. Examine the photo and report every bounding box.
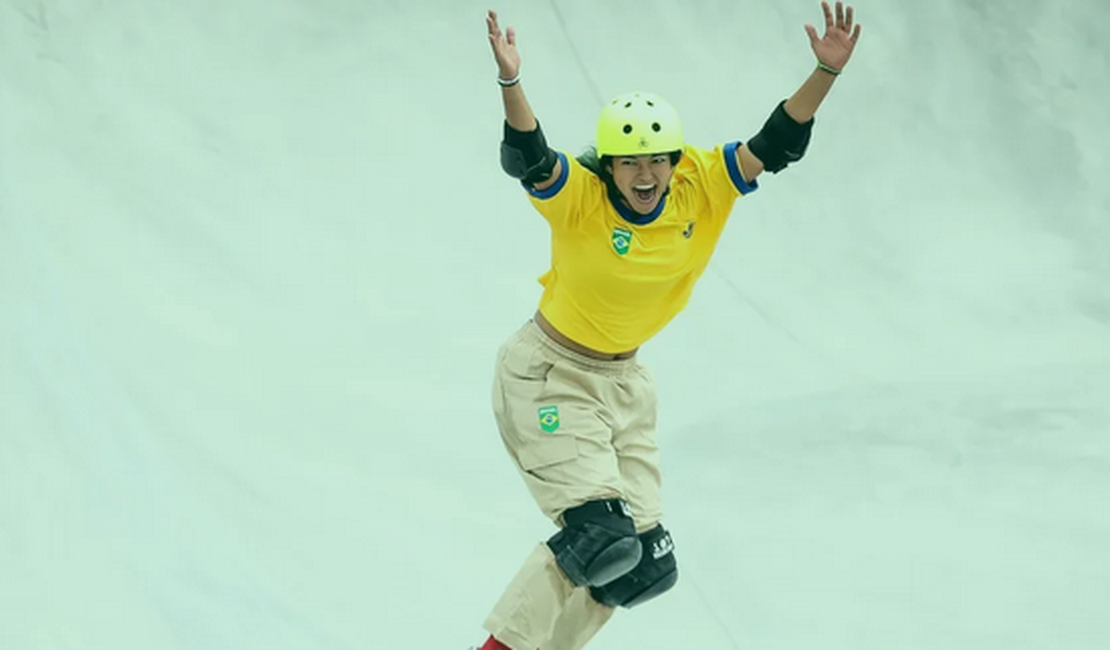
[589,524,678,608]
[547,499,642,588]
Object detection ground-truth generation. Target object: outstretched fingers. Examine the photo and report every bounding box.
[487,10,516,47]
[821,2,861,41]
[491,10,508,38]
[487,10,499,39]
[804,23,820,47]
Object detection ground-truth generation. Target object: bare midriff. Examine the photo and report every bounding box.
[533,310,638,360]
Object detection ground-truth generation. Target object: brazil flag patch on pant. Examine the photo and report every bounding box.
[538,406,560,433]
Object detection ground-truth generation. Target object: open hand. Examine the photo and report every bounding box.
[805,1,861,71]
[486,10,521,80]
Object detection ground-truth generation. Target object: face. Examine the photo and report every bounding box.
[607,153,675,215]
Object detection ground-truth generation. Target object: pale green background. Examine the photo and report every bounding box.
[2,1,1108,649]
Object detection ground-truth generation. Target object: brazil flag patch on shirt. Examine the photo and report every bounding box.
[612,227,632,255]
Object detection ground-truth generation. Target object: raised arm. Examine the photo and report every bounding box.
[736,1,862,182]
[487,10,562,192]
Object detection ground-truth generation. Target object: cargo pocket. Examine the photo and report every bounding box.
[517,434,579,472]
[493,338,552,415]
[494,341,581,478]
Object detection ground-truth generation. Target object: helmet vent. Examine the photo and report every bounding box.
[647,100,655,107]
[652,122,661,132]
[623,124,633,134]
[624,102,632,108]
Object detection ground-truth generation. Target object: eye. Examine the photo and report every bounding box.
[651,155,667,164]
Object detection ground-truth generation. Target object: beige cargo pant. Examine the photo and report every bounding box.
[484,320,663,650]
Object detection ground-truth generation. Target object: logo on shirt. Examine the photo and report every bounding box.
[682,221,695,239]
[612,227,632,256]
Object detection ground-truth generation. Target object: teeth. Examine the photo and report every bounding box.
[634,185,655,191]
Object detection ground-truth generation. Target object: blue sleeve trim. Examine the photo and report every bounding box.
[724,141,758,195]
[522,152,569,199]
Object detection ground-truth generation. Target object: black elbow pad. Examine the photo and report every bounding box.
[747,100,814,174]
[500,120,559,184]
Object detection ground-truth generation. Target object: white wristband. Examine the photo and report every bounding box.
[497,73,520,87]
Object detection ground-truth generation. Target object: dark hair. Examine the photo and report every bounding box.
[575,145,611,183]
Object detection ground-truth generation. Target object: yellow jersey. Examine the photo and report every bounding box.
[524,142,757,353]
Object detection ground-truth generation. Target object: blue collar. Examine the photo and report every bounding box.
[607,185,669,226]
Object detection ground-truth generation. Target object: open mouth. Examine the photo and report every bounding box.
[632,184,657,205]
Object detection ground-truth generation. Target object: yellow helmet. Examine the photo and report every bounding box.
[596,92,684,157]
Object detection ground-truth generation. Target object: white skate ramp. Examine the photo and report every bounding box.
[2,1,1108,649]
